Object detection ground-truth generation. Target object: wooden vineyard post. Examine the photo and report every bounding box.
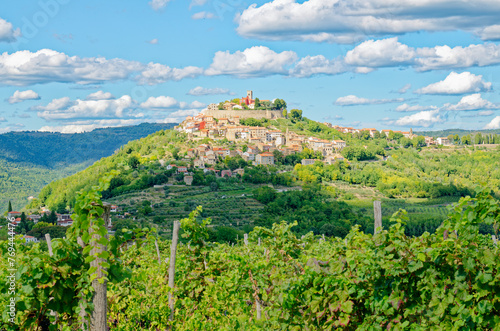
[168,221,180,323]
[244,233,248,246]
[256,300,262,320]
[45,233,58,322]
[258,237,261,246]
[76,237,89,331]
[90,204,111,331]
[374,200,382,234]
[493,235,498,246]
[155,238,162,265]
[45,233,53,256]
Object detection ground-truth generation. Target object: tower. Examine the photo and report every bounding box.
[247,90,253,100]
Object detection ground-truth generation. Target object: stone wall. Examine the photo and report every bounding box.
[201,109,284,120]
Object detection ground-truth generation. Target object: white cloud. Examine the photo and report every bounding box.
[398,84,412,94]
[289,55,346,77]
[192,12,217,19]
[85,91,115,100]
[415,43,500,71]
[189,0,207,9]
[478,25,500,41]
[147,38,159,45]
[416,72,492,95]
[36,95,134,121]
[395,104,437,112]
[341,39,500,72]
[0,123,25,134]
[189,101,205,108]
[36,97,73,111]
[443,93,500,111]
[140,96,179,109]
[335,95,403,106]
[137,63,204,85]
[395,110,444,128]
[345,38,415,67]
[149,0,172,11]
[160,109,201,124]
[205,46,297,77]
[0,49,142,86]
[187,87,233,96]
[7,90,40,104]
[236,0,500,43]
[140,96,205,110]
[0,117,6,122]
[484,116,500,129]
[0,18,21,43]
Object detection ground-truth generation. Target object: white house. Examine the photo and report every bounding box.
[24,235,39,243]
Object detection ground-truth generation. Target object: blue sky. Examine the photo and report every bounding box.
[1,0,500,133]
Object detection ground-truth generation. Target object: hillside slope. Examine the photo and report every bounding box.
[1,123,176,211]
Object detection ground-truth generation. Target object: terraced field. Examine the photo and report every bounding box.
[105,183,272,237]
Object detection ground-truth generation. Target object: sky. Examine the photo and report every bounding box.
[1,0,500,134]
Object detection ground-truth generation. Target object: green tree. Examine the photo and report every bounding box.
[56,200,68,214]
[211,226,239,243]
[48,210,58,225]
[290,109,303,121]
[412,136,426,148]
[8,200,12,212]
[209,181,219,192]
[273,150,285,165]
[254,98,260,108]
[475,133,483,145]
[33,221,53,230]
[282,109,288,118]
[308,121,322,133]
[128,156,140,169]
[274,99,287,110]
[253,186,277,204]
[461,135,472,145]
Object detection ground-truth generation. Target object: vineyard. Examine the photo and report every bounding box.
[106,183,268,236]
[1,178,500,330]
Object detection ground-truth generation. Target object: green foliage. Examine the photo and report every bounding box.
[32,221,53,230]
[0,123,176,210]
[290,109,303,121]
[255,188,360,237]
[2,186,500,329]
[31,129,186,210]
[252,186,277,204]
[27,225,67,239]
[273,98,287,110]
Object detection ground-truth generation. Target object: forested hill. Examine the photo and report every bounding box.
[415,128,500,138]
[0,123,177,169]
[0,123,176,211]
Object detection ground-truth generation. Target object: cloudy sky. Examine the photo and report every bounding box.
[1,0,500,133]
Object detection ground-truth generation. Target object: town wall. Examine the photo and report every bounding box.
[201,109,284,120]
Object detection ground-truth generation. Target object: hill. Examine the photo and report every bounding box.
[29,115,500,241]
[0,123,176,211]
[415,128,500,137]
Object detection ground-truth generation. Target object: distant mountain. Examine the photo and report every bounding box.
[415,128,500,138]
[0,123,177,211]
[0,123,177,169]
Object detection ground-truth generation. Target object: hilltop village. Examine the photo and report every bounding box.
[174,91,448,174]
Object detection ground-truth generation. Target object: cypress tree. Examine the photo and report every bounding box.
[49,210,58,225]
[8,201,12,212]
